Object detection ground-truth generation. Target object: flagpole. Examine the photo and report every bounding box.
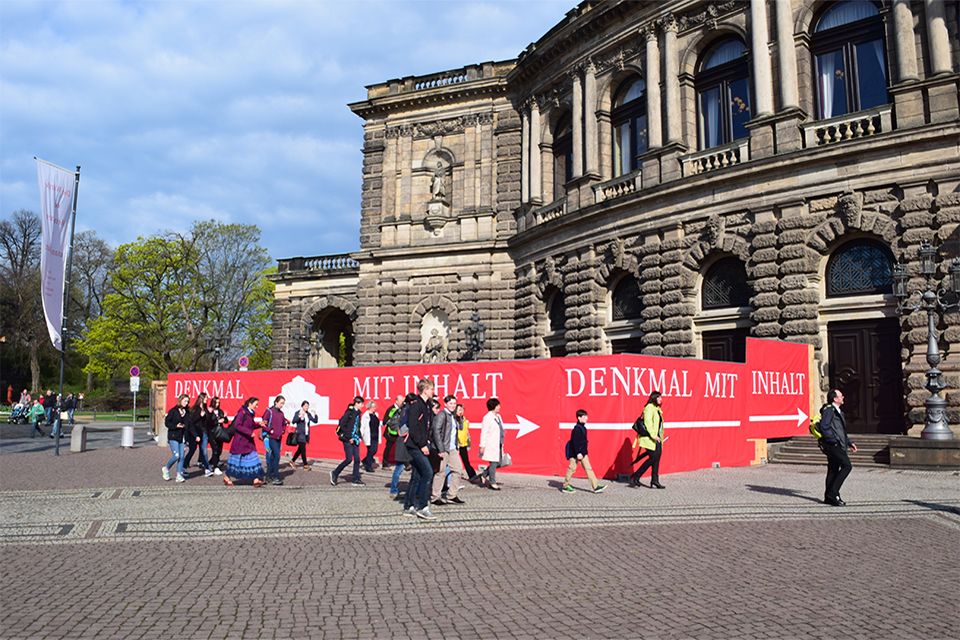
[54,165,81,457]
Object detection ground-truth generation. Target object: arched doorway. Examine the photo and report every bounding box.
[821,239,904,434]
[308,307,354,368]
[696,256,753,362]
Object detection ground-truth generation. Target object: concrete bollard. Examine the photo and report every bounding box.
[121,425,134,448]
[71,425,87,453]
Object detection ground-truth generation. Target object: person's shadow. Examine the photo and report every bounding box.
[602,437,636,481]
[745,484,823,503]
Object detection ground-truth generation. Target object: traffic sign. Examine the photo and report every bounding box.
[130,376,140,393]
[238,355,249,371]
[130,366,140,377]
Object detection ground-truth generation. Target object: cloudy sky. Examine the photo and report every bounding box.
[0,0,571,260]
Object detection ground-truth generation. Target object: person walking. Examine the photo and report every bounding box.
[388,393,417,499]
[162,394,190,483]
[43,389,54,426]
[205,397,226,475]
[63,393,77,428]
[28,398,45,437]
[630,391,665,489]
[819,389,857,506]
[184,393,214,477]
[402,379,437,519]
[262,396,289,486]
[290,400,316,470]
[455,404,478,483]
[224,397,265,487]
[478,398,505,490]
[561,409,606,493]
[331,396,364,486]
[431,394,466,505]
[381,394,404,469]
[361,400,380,472]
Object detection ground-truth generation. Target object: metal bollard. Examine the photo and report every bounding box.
[121,425,134,448]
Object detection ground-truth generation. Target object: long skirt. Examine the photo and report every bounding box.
[226,451,264,480]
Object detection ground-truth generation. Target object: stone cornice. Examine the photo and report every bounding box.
[349,76,510,120]
[384,112,495,139]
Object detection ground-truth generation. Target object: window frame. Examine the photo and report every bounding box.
[701,257,752,310]
[611,78,648,176]
[695,37,751,150]
[825,239,894,298]
[552,114,573,199]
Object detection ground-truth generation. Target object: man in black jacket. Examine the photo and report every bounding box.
[402,379,437,520]
[819,389,858,506]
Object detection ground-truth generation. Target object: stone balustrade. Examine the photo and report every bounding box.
[414,71,468,91]
[277,253,359,274]
[594,169,643,204]
[531,197,567,225]
[802,105,893,148]
[680,140,750,177]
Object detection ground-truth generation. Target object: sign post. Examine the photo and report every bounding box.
[129,366,140,428]
[238,356,249,372]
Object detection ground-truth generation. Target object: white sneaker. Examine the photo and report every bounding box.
[204,469,214,477]
[415,507,437,521]
[175,474,185,483]
[213,468,223,476]
[161,466,170,481]
[402,506,417,517]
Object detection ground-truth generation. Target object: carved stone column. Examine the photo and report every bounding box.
[572,71,584,178]
[583,62,599,177]
[521,105,530,204]
[750,0,774,117]
[644,26,663,148]
[662,17,682,145]
[924,0,953,76]
[893,0,919,82]
[529,99,542,203]
[774,0,799,110]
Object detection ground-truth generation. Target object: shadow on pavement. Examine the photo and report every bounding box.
[902,499,960,515]
[744,484,823,503]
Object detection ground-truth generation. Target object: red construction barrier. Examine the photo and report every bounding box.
[166,338,812,479]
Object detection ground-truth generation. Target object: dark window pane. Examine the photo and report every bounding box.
[548,292,566,332]
[728,76,751,140]
[700,86,722,148]
[816,50,848,118]
[702,258,752,309]
[633,114,648,159]
[815,0,879,32]
[615,78,645,107]
[702,38,747,70]
[855,38,888,109]
[612,276,642,321]
[827,240,893,297]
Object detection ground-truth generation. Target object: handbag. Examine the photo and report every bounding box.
[214,424,233,443]
[285,431,298,447]
[499,451,513,468]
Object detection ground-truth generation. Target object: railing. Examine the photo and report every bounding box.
[594,169,642,204]
[680,139,750,177]
[414,71,468,91]
[531,197,567,225]
[369,62,514,98]
[801,105,893,148]
[277,253,359,274]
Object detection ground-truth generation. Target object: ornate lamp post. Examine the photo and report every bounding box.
[213,344,222,372]
[893,241,960,441]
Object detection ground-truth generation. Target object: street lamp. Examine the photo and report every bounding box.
[213,344,222,372]
[893,241,960,441]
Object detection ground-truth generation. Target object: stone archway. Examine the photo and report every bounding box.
[299,295,358,368]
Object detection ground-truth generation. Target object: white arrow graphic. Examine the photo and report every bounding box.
[470,415,541,438]
[747,407,808,427]
[559,420,740,430]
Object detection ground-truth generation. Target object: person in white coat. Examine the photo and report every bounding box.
[478,397,504,490]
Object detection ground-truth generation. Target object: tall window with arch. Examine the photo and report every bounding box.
[825,238,893,297]
[612,77,647,176]
[607,273,644,354]
[812,0,888,120]
[696,37,751,150]
[544,288,567,358]
[699,257,753,362]
[552,115,573,200]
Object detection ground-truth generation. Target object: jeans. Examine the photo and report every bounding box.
[564,455,599,489]
[165,440,185,476]
[390,461,406,495]
[333,441,361,482]
[184,432,210,470]
[823,443,853,500]
[363,434,379,471]
[45,406,53,425]
[68,408,75,425]
[266,437,282,480]
[404,445,433,510]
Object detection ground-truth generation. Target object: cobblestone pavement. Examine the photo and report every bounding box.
[1,439,958,639]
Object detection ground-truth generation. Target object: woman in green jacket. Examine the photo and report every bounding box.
[630,391,665,489]
[28,399,46,438]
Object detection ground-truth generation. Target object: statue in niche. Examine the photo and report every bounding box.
[463,312,486,361]
[430,161,448,202]
[422,328,448,363]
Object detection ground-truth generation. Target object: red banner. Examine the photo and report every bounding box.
[166,338,811,479]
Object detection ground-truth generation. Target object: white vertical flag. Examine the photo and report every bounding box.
[36,158,77,351]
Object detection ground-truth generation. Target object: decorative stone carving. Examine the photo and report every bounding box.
[675,0,747,33]
[420,309,450,363]
[463,312,486,360]
[704,214,724,246]
[837,192,863,228]
[385,113,493,139]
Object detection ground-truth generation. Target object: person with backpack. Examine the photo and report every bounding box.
[629,391,665,489]
[262,396,289,486]
[561,409,606,493]
[819,389,857,506]
[290,400,317,470]
[402,379,437,519]
[224,397,265,487]
[381,394,404,469]
[388,393,417,499]
[331,396,364,486]
[28,398,46,438]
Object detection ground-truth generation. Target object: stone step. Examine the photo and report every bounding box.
[769,435,891,466]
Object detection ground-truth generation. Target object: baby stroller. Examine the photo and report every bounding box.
[7,404,28,424]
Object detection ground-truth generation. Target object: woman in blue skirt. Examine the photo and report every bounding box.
[224,397,265,487]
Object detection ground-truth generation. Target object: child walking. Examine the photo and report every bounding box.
[562,409,606,493]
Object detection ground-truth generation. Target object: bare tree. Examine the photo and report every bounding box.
[0,210,44,391]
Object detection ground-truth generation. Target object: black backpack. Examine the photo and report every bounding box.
[336,409,353,441]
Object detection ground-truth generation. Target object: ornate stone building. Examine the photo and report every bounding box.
[272,0,960,435]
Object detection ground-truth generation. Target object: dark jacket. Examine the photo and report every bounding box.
[207,407,227,436]
[185,406,208,441]
[229,407,258,455]
[819,405,852,448]
[567,422,588,459]
[431,409,457,453]
[63,396,76,411]
[337,407,361,443]
[406,396,432,449]
[292,409,316,445]
[164,406,188,443]
[261,406,288,440]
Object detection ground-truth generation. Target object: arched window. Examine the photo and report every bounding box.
[553,114,573,199]
[702,257,752,309]
[548,290,566,332]
[813,1,888,120]
[826,239,893,297]
[696,37,751,150]
[611,275,642,320]
[612,78,647,176]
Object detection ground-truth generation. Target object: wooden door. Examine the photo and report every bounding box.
[702,328,748,363]
[827,318,904,434]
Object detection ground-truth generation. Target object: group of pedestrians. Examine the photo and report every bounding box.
[17,388,82,438]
